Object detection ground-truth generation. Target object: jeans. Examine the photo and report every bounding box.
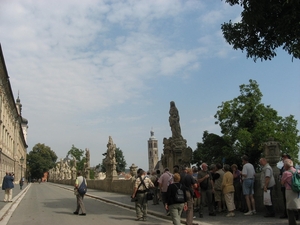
[200,189,214,214]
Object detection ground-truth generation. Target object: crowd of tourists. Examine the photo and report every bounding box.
[130,153,300,225]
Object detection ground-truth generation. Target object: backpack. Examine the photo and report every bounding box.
[153,176,159,187]
[78,178,87,195]
[174,183,185,203]
[288,170,300,192]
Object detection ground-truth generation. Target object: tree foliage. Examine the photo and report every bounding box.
[214,79,300,168]
[66,145,85,172]
[27,143,57,179]
[221,0,300,61]
[101,147,127,173]
[193,131,239,168]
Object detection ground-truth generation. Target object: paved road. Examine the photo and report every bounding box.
[2,183,170,225]
[0,182,299,225]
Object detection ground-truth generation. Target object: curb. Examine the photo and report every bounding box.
[0,183,31,222]
[51,183,200,225]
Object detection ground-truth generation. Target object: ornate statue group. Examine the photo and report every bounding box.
[48,158,76,180]
[48,137,119,181]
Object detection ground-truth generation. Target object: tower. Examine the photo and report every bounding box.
[16,94,28,144]
[148,129,158,172]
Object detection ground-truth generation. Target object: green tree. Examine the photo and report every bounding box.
[27,143,57,179]
[193,131,238,167]
[221,0,300,61]
[214,79,300,168]
[101,147,127,173]
[66,145,85,172]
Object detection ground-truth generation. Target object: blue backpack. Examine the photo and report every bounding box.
[78,178,87,195]
[288,170,300,193]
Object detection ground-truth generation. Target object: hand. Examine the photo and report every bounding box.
[264,186,267,192]
[165,204,169,210]
[183,204,188,211]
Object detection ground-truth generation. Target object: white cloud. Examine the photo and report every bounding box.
[1,0,299,169]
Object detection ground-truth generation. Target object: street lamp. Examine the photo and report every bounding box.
[20,156,24,179]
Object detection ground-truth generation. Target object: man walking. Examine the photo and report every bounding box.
[158,168,173,215]
[259,158,276,217]
[73,171,87,216]
[181,167,197,225]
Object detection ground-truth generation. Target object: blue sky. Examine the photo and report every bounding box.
[0,0,299,170]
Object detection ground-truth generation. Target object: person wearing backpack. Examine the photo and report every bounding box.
[281,159,300,225]
[73,171,87,216]
[259,158,276,217]
[165,173,188,225]
[131,168,154,221]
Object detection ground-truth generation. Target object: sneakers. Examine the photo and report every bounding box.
[244,211,253,216]
[226,212,235,217]
[252,210,257,215]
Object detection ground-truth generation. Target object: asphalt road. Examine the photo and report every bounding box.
[5,183,171,225]
[1,182,299,225]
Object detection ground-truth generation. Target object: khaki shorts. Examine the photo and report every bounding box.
[214,190,222,201]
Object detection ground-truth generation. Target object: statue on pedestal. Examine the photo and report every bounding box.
[161,101,192,169]
[84,148,91,179]
[129,163,138,180]
[104,136,118,180]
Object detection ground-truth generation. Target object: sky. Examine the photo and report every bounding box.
[0,0,299,170]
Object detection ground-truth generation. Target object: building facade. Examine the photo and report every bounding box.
[0,44,28,184]
[147,130,158,172]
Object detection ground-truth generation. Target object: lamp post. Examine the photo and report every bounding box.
[20,156,25,190]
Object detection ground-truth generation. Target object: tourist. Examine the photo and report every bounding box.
[231,164,242,211]
[222,164,235,217]
[192,167,200,212]
[241,155,256,215]
[279,153,291,218]
[198,163,215,217]
[150,170,160,205]
[281,159,300,225]
[181,167,197,225]
[2,172,14,202]
[132,168,154,221]
[158,168,173,215]
[214,163,225,213]
[73,171,87,216]
[259,158,276,217]
[165,173,188,225]
[19,177,24,190]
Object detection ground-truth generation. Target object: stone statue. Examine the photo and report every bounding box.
[161,101,192,169]
[169,101,182,139]
[104,136,118,179]
[85,148,90,168]
[72,156,77,168]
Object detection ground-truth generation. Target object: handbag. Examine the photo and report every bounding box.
[263,190,272,205]
[131,196,137,202]
[146,190,154,200]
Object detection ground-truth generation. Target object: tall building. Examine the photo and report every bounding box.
[148,129,158,172]
[0,44,28,183]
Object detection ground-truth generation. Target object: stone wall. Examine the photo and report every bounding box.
[49,178,134,195]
